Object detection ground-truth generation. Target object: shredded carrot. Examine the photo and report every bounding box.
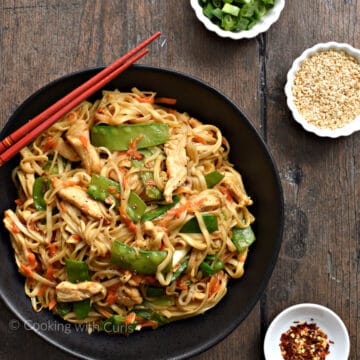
[126,135,144,160]
[71,234,81,241]
[175,279,188,291]
[67,112,76,122]
[167,108,177,114]
[139,320,158,329]
[27,252,38,269]
[96,306,113,319]
[135,96,155,104]
[119,206,137,233]
[10,220,20,234]
[62,179,79,187]
[48,243,57,257]
[48,296,57,310]
[219,186,233,202]
[80,204,89,212]
[105,282,121,305]
[208,274,222,297]
[45,264,55,281]
[20,264,33,277]
[108,186,117,194]
[193,135,207,144]
[78,135,88,148]
[37,285,48,297]
[14,198,23,206]
[154,97,177,105]
[59,201,67,213]
[125,312,136,325]
[43,137,56,152]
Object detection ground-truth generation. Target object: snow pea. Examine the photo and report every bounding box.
[231,225,256,253]
[141,195,180,222]
[204,170,224,188]
[110,240,169,275]
[127,191,147,223]
[65,259,90,283]
[140,172,162,200]
[200,255,225,277]
[180,214,218,233]
[170,258,188,283]
[90,123,169,151]
[33,177,50,211]
[87,174,121,206]
[65,259,91,319]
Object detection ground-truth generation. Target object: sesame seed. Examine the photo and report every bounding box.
[292,49,360,130]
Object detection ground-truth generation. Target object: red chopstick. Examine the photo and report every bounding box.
[0,31,161,167]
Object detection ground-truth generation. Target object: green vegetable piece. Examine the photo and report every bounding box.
[240,3,255,18]
[65,259,91,319]
[204,170,225,188]
[146,286,165,297]
[127,191,147,223]
[140,172,162,200]
[134,309,169,327]
[141,195,180,222]
[171,259,189,282]
[73,299,91,320]
[149,295,175,307]
[87,174,121,205]
[222,3,240,16]
[221,14,237,31]
[131,148,152,168]
[200,255,225,277]
[90,123,169,151]
[110,240,168,275]
[203,2,214,18]
[180,214,218,233]
[33,177,50,211]
[231,225,256,252]
[56,303,72,317]
[65,259,90,283]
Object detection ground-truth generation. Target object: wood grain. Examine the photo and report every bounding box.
[0,0,359,359]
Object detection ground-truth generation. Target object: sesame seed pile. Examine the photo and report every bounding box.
[292,49,360,130]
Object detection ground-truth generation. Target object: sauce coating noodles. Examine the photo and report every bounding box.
[3,88,255,334]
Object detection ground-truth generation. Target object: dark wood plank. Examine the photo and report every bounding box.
[265,0,359,358]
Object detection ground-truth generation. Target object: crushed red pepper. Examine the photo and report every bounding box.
[279,321,332,360]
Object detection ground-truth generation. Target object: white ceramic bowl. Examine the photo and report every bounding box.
[189,0,285,40]
[264,303,350,360]
[285,42,360,138]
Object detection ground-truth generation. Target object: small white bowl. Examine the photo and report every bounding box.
[264,303,350,360]
[189,0,285,40]
[285,42,360,138]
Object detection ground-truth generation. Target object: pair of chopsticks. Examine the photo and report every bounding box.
[0,31,161,167]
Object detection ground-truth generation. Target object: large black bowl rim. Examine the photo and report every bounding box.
[0,64,284,360]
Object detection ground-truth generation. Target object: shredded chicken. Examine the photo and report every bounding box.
[221,172,253,207]
[56,281,106,302]
[163,127,188,202]
[189,193,222,212]
[53,137,81,162]
[116,285,143,308]
[52,177,109,220]
[66,119,101,173]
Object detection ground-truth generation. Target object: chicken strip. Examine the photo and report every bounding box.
[52,177,109,220]
[163,127,188,202]
[221,172,253,207]
[66,119,101,173]
[56,281,106,302]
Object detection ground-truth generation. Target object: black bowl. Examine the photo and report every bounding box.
[0,65,283,360]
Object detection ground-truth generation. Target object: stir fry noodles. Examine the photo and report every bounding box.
[3,88,255,334]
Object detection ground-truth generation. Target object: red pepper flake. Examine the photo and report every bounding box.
[279,321,332,360]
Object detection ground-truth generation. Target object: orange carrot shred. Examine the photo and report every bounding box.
[20,264,33,277]
[48,296,57,310]
[154,97,177,105]
[125,312,136,325]
[135,96,154,104]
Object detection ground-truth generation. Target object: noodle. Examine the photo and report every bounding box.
[3,88,255,334]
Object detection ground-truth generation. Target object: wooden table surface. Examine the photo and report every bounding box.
[0,1,359,359]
